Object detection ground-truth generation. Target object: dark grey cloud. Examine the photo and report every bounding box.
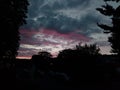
[28,0,44,18]
[37,14,81,33]
[29,0,91,11]
[78,12,102,35]
[64,0,91,8]
[21,0,105,36]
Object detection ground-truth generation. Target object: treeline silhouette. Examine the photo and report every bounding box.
[16,44,120,89]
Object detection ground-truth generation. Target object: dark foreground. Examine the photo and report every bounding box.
[0,55,120,89]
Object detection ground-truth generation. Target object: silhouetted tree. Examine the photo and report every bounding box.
[0,0,29,59]
[32,51,52,77]
[57,49,74,59]
[75,43,101,56]
[38,51,52,59]
[57,44,100,64]
[96,0,120,55]
[37,51,52,69]
[57,44,100,75]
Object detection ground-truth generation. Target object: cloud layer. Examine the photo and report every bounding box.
[18,0,113,58]
[22,0,106,35]
[18,29,90,57]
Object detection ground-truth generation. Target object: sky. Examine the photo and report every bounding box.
[17,0,116,58]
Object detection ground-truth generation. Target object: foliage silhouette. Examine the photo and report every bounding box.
[0,0,29,59]
[31,51,52,78]
[38,51,52,59]
[75,43,101,56]
[96,0,120,55]
[56,44,101,82]
[58,43,100,60]
[0,1,29,88]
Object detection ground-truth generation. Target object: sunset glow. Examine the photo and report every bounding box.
[17,0,112,58]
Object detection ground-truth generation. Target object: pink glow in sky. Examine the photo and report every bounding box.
[17,28,91,58]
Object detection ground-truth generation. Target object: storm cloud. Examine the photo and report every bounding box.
[18,0,114,58]
[21,0,106,35]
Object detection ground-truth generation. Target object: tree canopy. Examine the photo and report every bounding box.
[57,43,101,60]
[96,0,120,55]
[0,0,29,59]
[75,43,101,56]
[38,51,52,59]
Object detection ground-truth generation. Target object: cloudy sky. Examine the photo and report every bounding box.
[17,0,115,58]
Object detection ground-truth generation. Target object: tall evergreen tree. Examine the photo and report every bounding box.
[96,0,120,55]
[0,0,29,59]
